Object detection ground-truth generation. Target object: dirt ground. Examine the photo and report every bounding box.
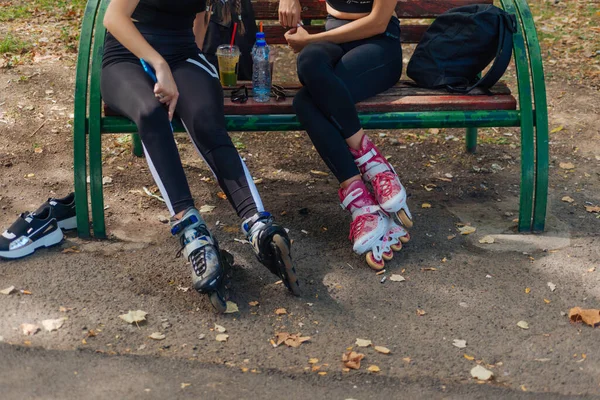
[1,1,600,399]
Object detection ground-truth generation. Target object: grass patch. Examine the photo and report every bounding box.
[0,34,30,54]
[0,0,86,22]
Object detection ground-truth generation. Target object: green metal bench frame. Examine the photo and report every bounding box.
[73,0,548,239]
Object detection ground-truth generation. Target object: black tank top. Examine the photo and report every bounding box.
[131,0,206,30]
[326,0,374,14]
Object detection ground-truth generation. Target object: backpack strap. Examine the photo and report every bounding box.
[447,13,517,94]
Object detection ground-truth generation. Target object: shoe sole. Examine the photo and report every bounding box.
[58,216,77,231]
[271,234,301,296]
[0,228,64,260]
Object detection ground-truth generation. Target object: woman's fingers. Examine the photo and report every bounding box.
[167,96,178,121]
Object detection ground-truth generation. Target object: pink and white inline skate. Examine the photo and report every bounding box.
[339,179,390,270]
[350,134,413,232]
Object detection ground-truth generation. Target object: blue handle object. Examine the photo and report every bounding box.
[140,58,174,130]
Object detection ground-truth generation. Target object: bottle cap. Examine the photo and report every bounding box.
[256,32,265,40]
[256,40,266,47]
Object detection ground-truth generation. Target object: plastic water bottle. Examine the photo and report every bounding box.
[251,32,266,58]
[252,39,271,103]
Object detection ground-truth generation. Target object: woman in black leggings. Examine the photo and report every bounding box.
[282,0,413,270]
[101,0,300,311]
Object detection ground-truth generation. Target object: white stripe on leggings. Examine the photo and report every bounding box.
[199,53,219,76]
[186,57,218,79]
[181,120,264,213]
[143,144,175,216]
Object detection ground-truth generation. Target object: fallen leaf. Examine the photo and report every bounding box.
[214,324,226,333]
[318,371,327,376]
[274,332,310,347]
[275,308,287,315]
[464,354,475,361]
[562,196,575,203]
[21,323,40,336]
[547,282,557,292]
[517,321,529,330]
[61,247,80,254]
[374,346,391,354]
[216,191,227,200]
[119,310,148,324]
[308,358,319,364]
[569,307,600,327]
[367,365,381,373]
[424,184,436,192]
[248,301,259,307]
[42,318,65,332]
[421,203,432,209]
[148,332,166,340]
[0,286,16,295]
[181,383,191,389]
[342,351,365,370]
[26,173,35,178]
[421,267,437,272]
[447,234,456,240]
[458,226,476,235]
[585,205,600,213]
[199,205,216,213]
[471,365,494,381]
[34,147,43,154]
[355,338,372,347]
[525,287,531,294]
[478,235,495,244]
[587,267,596,273]
[389,274,405,282]
[550,125,564,134]
[559,162,575,170]
[225,301,239,314]
[310,170,329,176]
[452,339,467,349]
[544,299,551,304]
[102,176,113,185]
[59,306,73,313]
[216,334,229,342]
[403,357,411,363]
[520,385,527,392]
[416,309,427,316]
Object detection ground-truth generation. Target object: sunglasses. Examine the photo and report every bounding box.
[271,84,288,101]
[231,85,248,103]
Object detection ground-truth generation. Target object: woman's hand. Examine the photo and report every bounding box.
[278,0,301,28]
[285,26,311,53]
[154,63,179,121]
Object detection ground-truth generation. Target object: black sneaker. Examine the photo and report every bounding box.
[0,206,64,259]
[36,192,76,230]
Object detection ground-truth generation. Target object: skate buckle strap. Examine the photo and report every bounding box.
[242,211,272,236]
[171,214,199,236]
[354,149,377,167]
[340,188,364,210]
[181,235,212,260]
[363,162,393,182]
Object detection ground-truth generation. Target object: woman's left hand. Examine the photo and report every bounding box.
[285,26,311,53]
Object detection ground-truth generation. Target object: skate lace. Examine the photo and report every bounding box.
[372,172,396,197]
[349,213,377,242]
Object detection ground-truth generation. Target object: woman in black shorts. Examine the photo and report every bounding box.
[102,0,300,311]
[282,0,413,270]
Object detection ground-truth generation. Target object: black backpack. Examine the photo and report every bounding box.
[406,4,517,93]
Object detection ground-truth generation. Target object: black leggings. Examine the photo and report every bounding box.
[101,52,262,219]
[293,16,403,183]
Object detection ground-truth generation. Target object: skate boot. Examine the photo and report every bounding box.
[171,207,227,312]
[242,212,300,296]
[350,134,413,231]
[339,179,390,271]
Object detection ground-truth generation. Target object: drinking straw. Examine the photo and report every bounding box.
[230,22,238,50]
[259,21,263,32]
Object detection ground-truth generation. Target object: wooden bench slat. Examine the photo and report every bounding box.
[253,0,493,20]
[264,24,428,43]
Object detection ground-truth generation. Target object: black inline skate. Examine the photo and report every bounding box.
[242,211,300,295]
[171,207,227,312]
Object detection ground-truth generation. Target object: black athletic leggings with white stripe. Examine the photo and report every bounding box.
[101,26,261,219]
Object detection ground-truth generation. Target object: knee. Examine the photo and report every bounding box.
[296,44,330,85]
[135,102,170,139]
[292,89,311,117]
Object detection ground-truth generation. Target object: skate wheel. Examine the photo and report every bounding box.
[209,291,227,313]
[383,250,394,261]
[366,252,385,271]
[399,232,411,244]
[390,242,403,252]
[272,234,301,296]
[396,209,413,229]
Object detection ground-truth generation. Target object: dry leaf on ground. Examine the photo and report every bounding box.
[517,321,529,330]
[216,334,229,342]
[355,338,372,347]
[569,307,600,327]
[585,205,600,213]
[310,170,329,176]
[452,339,467,349]
[367,365,381,373]
[181,383,191,389]
[389,274,405,282]
[42,318,65,332]
[478,236,495,244]
[214,324,226,333]
[308,358,319,364]
[119,310,147,324]
[547,282,557,292]
[458,225,476,235]
[275,308,287,315]
[374,346,391,354]
[447,234,456,240]
[0,286,16,295]
[562,196,575,203]
[342,351,365,370]
[216,191,227,200]
[464,354,475,361]
[421,203,432,209]
[471,365,494,381]
[559,162,575,170]
[416,309,427,316]
[274,332,311,348]
[248,301,259,307]
[199,205,216,213]
[224,301,239,314]
[148,332,166,340]
[21,323,39,336]
[422,267,437,272]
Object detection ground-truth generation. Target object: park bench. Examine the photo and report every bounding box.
[73,0,548,239]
